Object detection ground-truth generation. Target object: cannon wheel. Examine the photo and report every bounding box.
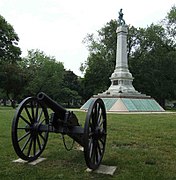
[12,97,49,161]
[84,98,107,170]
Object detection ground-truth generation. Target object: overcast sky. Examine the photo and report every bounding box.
[0,0,175,76]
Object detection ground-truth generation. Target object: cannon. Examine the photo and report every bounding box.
[11,92,107,170]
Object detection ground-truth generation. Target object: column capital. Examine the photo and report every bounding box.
[116,25,128,34]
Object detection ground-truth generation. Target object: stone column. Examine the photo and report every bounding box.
[116,26,128,69]
[107,25,139,96]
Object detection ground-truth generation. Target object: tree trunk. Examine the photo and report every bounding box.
[6,92,16,108]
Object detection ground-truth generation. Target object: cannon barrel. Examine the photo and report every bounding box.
[37,92,67,120]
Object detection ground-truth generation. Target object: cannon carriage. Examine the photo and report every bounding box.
[11,92,107,170]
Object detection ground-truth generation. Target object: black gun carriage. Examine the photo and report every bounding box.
[11,92,107,170]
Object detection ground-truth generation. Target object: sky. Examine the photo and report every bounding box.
[0,0,175,76]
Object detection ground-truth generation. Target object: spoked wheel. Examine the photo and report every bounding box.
[84,98,107,170]
[12,97,49,161]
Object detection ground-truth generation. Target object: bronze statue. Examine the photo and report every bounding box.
[118,9,125,25]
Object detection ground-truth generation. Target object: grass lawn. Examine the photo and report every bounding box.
[1,106,176,179]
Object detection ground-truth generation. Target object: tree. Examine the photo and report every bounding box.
[1,63,25,107]
[162,5,176,46]
[63,70,80,92]
[22,49,65,99]
[0,15,21,63]
[59,70,81,107]
[130,8,176,107]
[0,15,22,107]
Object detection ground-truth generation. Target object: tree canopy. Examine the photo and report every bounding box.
[0,15,21,63]
[21,49,64,97]
[0,15,22,106]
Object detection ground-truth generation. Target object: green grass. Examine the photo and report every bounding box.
[1,107,176,179]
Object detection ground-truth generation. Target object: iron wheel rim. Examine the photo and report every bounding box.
[84,98,107,170]
[11,97,49,161]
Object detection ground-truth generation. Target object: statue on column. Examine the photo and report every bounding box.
[118,9,125,25]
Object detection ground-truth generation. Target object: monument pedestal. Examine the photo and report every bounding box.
[81,20,164,112]
[81,96,164,112]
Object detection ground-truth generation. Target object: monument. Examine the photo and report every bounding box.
[81,9,164,112]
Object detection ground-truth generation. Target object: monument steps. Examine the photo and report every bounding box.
[81,97,164,112]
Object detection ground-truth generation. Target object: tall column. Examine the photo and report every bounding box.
[116,26,128,69]
[106,25,139,95]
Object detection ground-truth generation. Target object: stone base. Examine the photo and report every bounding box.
[96,85,148,98]
[94,92,150,99]
[86,164,117,175]
[81,95,164,112]
[12,157,46,165]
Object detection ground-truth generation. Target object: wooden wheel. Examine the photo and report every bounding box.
[12,97,49,161]
[84,98,107,170]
